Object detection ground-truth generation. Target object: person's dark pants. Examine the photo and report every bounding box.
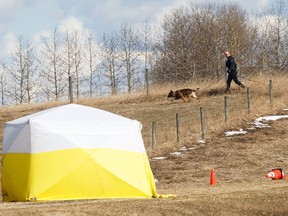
[226,73,244,90]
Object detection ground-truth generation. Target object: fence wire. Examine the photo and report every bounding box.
[143,78,274,150]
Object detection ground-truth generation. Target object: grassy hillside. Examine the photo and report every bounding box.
[1,73,288,215]
[0,73,287,158]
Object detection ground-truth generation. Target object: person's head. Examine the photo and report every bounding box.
[224,51,231,58]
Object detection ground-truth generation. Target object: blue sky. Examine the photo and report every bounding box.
[0,0,273,58]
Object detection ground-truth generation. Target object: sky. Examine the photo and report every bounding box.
[0,0,274,58]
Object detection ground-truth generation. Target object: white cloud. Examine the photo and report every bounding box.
[0,0,23,22]
[59,16,84,33]
[2,32,17,55]
[0,0,275,60]
[58,16,92,45]
[155,0,189,25]
[250,14,282,36]
[33,30,50,43]
[31,30,50,56]
[258,0,270,8]
[0,0,18,10]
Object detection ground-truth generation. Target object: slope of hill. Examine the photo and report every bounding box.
[0,75,288,215]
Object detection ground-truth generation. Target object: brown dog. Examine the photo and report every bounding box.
[167,88,199,103]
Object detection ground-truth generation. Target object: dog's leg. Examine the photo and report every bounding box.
[178,91,188,103]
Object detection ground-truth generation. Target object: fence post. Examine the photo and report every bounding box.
[145,68,149,95]
[269,79,272,104]
[247,87,251,114]
[224,96,228,122]
[176,113,180,143]
[69,75,73,103]
[152,121,156,149]
[200,107,205,141]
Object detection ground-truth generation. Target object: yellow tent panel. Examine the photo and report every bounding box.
[2,104,158,201]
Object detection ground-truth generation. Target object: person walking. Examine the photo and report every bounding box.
[224,50,245,92]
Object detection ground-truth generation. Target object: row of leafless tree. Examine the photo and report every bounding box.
[0,21,152,105]
[0,1,287,105]
[152,1,288,83]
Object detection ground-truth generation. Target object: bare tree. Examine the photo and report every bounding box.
[62,30,85,101]
[10,36,26,104]
[158,7,194,82]
[245,0,288,73]
[84,30,98,97]
[62,30,75,102]
[140,19,154,93]
[119,22,142,93]
[220,3,251,60]
[189,4,224,79]
[40,27,65,101]
[98,31,121,95]
[248,15,272,71]
[72,31,83,99]
[153,3,252,83]
[0,62,8,105]
[266,0,288,70]
[6,36,39,104]
[24,40,39,104]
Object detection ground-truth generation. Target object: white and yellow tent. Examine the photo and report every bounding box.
[2,104,158,201]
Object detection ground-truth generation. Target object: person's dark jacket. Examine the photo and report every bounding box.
[226,56,237,74]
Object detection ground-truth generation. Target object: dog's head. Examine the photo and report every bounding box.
[167,90,175,98]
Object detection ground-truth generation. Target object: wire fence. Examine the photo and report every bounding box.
[147,79,274,150]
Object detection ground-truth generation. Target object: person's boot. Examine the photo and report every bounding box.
[240,84,245,89]
[224,88,230,93]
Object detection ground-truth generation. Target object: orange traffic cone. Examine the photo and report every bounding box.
[210,169,216,186]
[265,168,286,180]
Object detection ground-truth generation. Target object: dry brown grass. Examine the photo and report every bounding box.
[1,73,288,215]
[0,73,287,158]
[79,73,288,157]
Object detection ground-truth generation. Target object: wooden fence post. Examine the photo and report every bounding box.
[176,113,180,143]
[224,96,228,122]
[247,87,251,114]
[69,75,73,103]
[152,121,156,149]
[200,107,205,141]
[269,79,272,104]
[145,68,149,95]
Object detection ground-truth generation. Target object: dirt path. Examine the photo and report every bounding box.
[1,118,288,215]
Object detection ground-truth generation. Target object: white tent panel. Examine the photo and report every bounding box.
[3,104,145,153]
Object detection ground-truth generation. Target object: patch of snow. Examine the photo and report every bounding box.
[179,146,188,151]
[153,114,288,162]
[253,115,288,128]
[170,152,182,156]
[253,121,270,128]
[247,127,256,130]
[179,146,199,151]
[256,115,288,122]
[151,156,167,160]
[225,114,288,136]
[225,128,248,136]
